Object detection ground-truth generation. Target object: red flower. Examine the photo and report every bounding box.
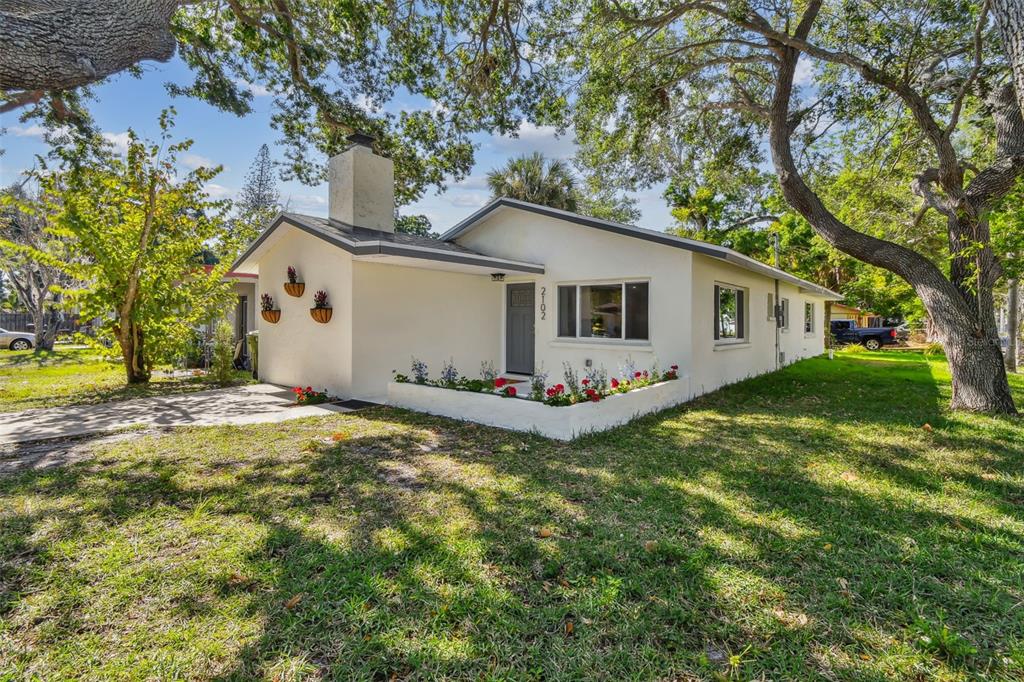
[506,386,517,397]
[642,370,649,378]
[556,383,565,392]
[306,386,313,392]
[546,387,556,397]
[292,387,301,393]
[671,364,679,370]
[590,393,601,402]
[581,378,590,386]
[634,371,642,378]
[611,378,619,388]
[495,378,508,388]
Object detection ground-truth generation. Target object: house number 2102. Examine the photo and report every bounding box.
[539,286,547,320]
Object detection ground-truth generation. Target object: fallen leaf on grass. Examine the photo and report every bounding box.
[644,540,658,552]
[227,572,250,587]
[331,432,348,441]
[822,543,833,551]
[565,620,574,636]
[538,528,553,538]
[922,423,933,432]
[284,594,303,610]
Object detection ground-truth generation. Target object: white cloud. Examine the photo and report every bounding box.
[10,124,47,138]
[233,78,271,97]
[180,152,218,170]
[102,131,132,155]
[490,121,577,159]
[450,192,490,208]
[794,57,814,86]
[204,183,235,200]
[284,193,327,215]
[454,174,489,190]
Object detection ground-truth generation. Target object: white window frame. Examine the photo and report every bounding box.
[556,280,650,342]
[804,301,815,336]
[715,282,748,345]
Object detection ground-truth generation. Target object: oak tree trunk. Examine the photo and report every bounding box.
[0,0,180,95]
[1007,279,1019,373]
[991,0,1024,117]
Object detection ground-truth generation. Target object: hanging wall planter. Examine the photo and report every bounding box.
[284,266,305,297]
[310,289,332,323]
[260,293,281,323]
[310,307,332,323]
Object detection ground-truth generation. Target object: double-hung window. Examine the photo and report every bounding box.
[804,301,815,334]
[715,284,746,342]
[557,281,649,341]
[779,298,790,330]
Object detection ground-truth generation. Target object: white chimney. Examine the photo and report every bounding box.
[328,133,395,232]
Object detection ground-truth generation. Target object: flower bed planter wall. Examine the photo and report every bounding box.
[387,376,692,441]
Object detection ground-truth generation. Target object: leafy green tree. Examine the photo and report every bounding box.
[46,110,233,383]
[0,0,536,207]
[532,0,1024,413]
[487,152,579,212]
[0,183,77,351]
[394,214,436,238]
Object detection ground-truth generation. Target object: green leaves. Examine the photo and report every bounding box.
[41,109,235,377]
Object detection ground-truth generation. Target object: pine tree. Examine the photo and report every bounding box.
[230,144,280,252]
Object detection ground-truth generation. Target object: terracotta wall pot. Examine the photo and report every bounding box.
[310,307,333,324]
[284,282,305,297]
[261,309,281,323]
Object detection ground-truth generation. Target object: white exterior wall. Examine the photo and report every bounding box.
[689,253,826,397]
[256,226,354,396]
[456,211,694,380]
[350,262,501,402]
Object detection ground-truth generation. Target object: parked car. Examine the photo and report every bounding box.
[830,319,899,350]
[0,327,35,350]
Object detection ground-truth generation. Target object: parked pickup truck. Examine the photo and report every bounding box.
[830,320,900,350]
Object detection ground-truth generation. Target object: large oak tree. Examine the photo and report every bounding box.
[531,0,1024,413]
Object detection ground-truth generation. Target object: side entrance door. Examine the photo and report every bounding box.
[505,283,535,375]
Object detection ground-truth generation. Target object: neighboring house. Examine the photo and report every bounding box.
[830,302,883,328]
[232,135,841,403]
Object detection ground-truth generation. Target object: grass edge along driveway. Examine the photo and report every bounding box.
[1,350,1022,680]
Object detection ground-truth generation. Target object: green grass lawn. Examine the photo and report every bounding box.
[1,351,1022,680]
[0,347,251,412]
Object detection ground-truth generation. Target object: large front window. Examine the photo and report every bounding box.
[715,284,746,342]
[557,281,649,341]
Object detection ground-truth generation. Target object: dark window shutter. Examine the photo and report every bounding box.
[737,290,745,339]
[713,285,720,340]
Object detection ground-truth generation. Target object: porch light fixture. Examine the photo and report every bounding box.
[491,273,506,282]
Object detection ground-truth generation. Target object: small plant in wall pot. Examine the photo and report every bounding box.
[310,290,332,323]
[260,293,280,323]
[284,266,305,297]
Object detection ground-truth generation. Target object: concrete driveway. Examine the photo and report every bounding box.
[0,384,362,445]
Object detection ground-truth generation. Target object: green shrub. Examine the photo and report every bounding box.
[210,322,235,385]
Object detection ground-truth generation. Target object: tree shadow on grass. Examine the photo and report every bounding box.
[1,353,1022,679]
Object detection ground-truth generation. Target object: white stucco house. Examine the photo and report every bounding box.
[232,135,841,418]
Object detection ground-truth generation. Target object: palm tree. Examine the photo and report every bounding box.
[486,152,578,212]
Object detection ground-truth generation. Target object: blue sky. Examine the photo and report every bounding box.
[0,56,674,232]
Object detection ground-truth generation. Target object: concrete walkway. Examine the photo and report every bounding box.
[0,384,360,445]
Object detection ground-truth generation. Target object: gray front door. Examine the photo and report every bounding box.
[505,283,535,375]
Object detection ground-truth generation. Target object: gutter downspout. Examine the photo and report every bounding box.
[773,232,781,369]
